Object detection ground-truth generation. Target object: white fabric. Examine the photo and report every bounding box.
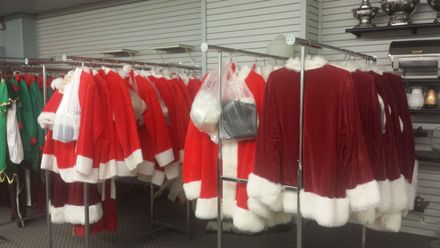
[53,67,82,142]
[6,103,23,164]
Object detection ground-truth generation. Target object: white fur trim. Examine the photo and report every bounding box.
[50,204,65,224]
[76,155,93,175]
[223,195,236,218]
[196,198,217,219]
[367,212,402,232]
[183,181,201,200]
[41,154,58,173]
[285,56,327,71]
[266,212,293,227]
[233,207,265,233]
[301,191,350,227]
[164,162,180,179]
[151,170,165,186]
[98,160,138,181]
[248,197,273,219]
[346,180,380,212]
[155,148,174,167]
[64,202,103,225]
[137,161,155,176]
[351,208,376,225]
[38,112,56,129]
[282,190,297,213]
[390,175,407,212]
[377,180,392,214]
[330,62,360,73]
[247,173,282,207]
[124,149,143,171]
[51,78,64,91]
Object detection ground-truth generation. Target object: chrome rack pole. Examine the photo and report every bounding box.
[84,183,90,248]
[186,199,191,241]
[362,226,367,248]
[150,181,154,230]
[216,51,223,248]
[42,64,52,248]
[296,46,306,248]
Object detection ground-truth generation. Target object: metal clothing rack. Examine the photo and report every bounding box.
[201,37,376,248]
[32,55,199,248]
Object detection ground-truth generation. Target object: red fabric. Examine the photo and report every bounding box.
[351,71,385,181]
[135,75,173,167]
[236,70,265,210]
[383,73,415,182]
[186,78,202,101]
[255,65,373,198]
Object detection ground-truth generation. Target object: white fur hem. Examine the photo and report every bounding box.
[247,173,282,207]
[183,181,201,200]
[266,212,293,227]
[38,112,56,129]
[124,149,143,171]
[50,204,65,224]
[248,197,273,219]
[196,198,217,219]
[285,56,327,71]
[366,212,402,232]
[302,191,350,227]
[64,203,103,225]
[155,148,174,167]
[137,161,155,176]
[76,155,93,175]
[164,162,180,179]
[233,207,265,233]
[390,175,408,212]
[346,180,380,212]
[152,170,165,186]
[351,208,376,225]
[98,159,137,180]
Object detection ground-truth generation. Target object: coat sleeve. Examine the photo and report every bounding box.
[182,121,203,200]
[74,71,104,182]
[0,81,8,172]
[247,73,283,207]
[342,75,380,212]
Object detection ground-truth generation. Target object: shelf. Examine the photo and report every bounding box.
[410,108,440,116]
[150,44,193,53]
[404,78,440,87]
[345,22,440,37]
[416,150,440,162]
[101,49,138,57]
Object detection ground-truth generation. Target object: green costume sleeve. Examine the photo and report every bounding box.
[0,80,9,173]
[30,81,45,150]
[18,80,37,163]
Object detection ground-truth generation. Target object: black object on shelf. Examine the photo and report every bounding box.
[416,150,440,162]
[404,78,440,87]
[410,107,440,116]
[413,196,430,213]
[346,22,440,37]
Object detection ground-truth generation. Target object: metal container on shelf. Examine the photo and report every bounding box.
[352,0,380,28]
[428,0,440,23]
[381,0,420,26]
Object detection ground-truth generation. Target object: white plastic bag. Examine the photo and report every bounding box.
[220,66,257,140]
[53,67,82,142]
[190,72,221,134]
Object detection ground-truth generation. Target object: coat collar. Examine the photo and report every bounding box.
[285,56,327,71]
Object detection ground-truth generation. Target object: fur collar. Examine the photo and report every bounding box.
[285,56,327,71]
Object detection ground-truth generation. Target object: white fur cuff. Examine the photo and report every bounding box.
[247,173,282,207]
[346,180,380,212]
[183,181,201,200]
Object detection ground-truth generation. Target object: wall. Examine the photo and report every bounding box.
[321,0,440,237]
[36,0,202,66]
[205,0,314,67]
[0,14,38,58]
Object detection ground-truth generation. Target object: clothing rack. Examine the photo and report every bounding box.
[201,38,376,248]
[62,55,201,71]
[0,61,53,245]
[29,55,198,248]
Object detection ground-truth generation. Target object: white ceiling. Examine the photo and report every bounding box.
[0,0,112,16]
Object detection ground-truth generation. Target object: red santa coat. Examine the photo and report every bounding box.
[183,67,287,232]
[247,57,380,227]
[39,87,103,226]
[134,74,174,179]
